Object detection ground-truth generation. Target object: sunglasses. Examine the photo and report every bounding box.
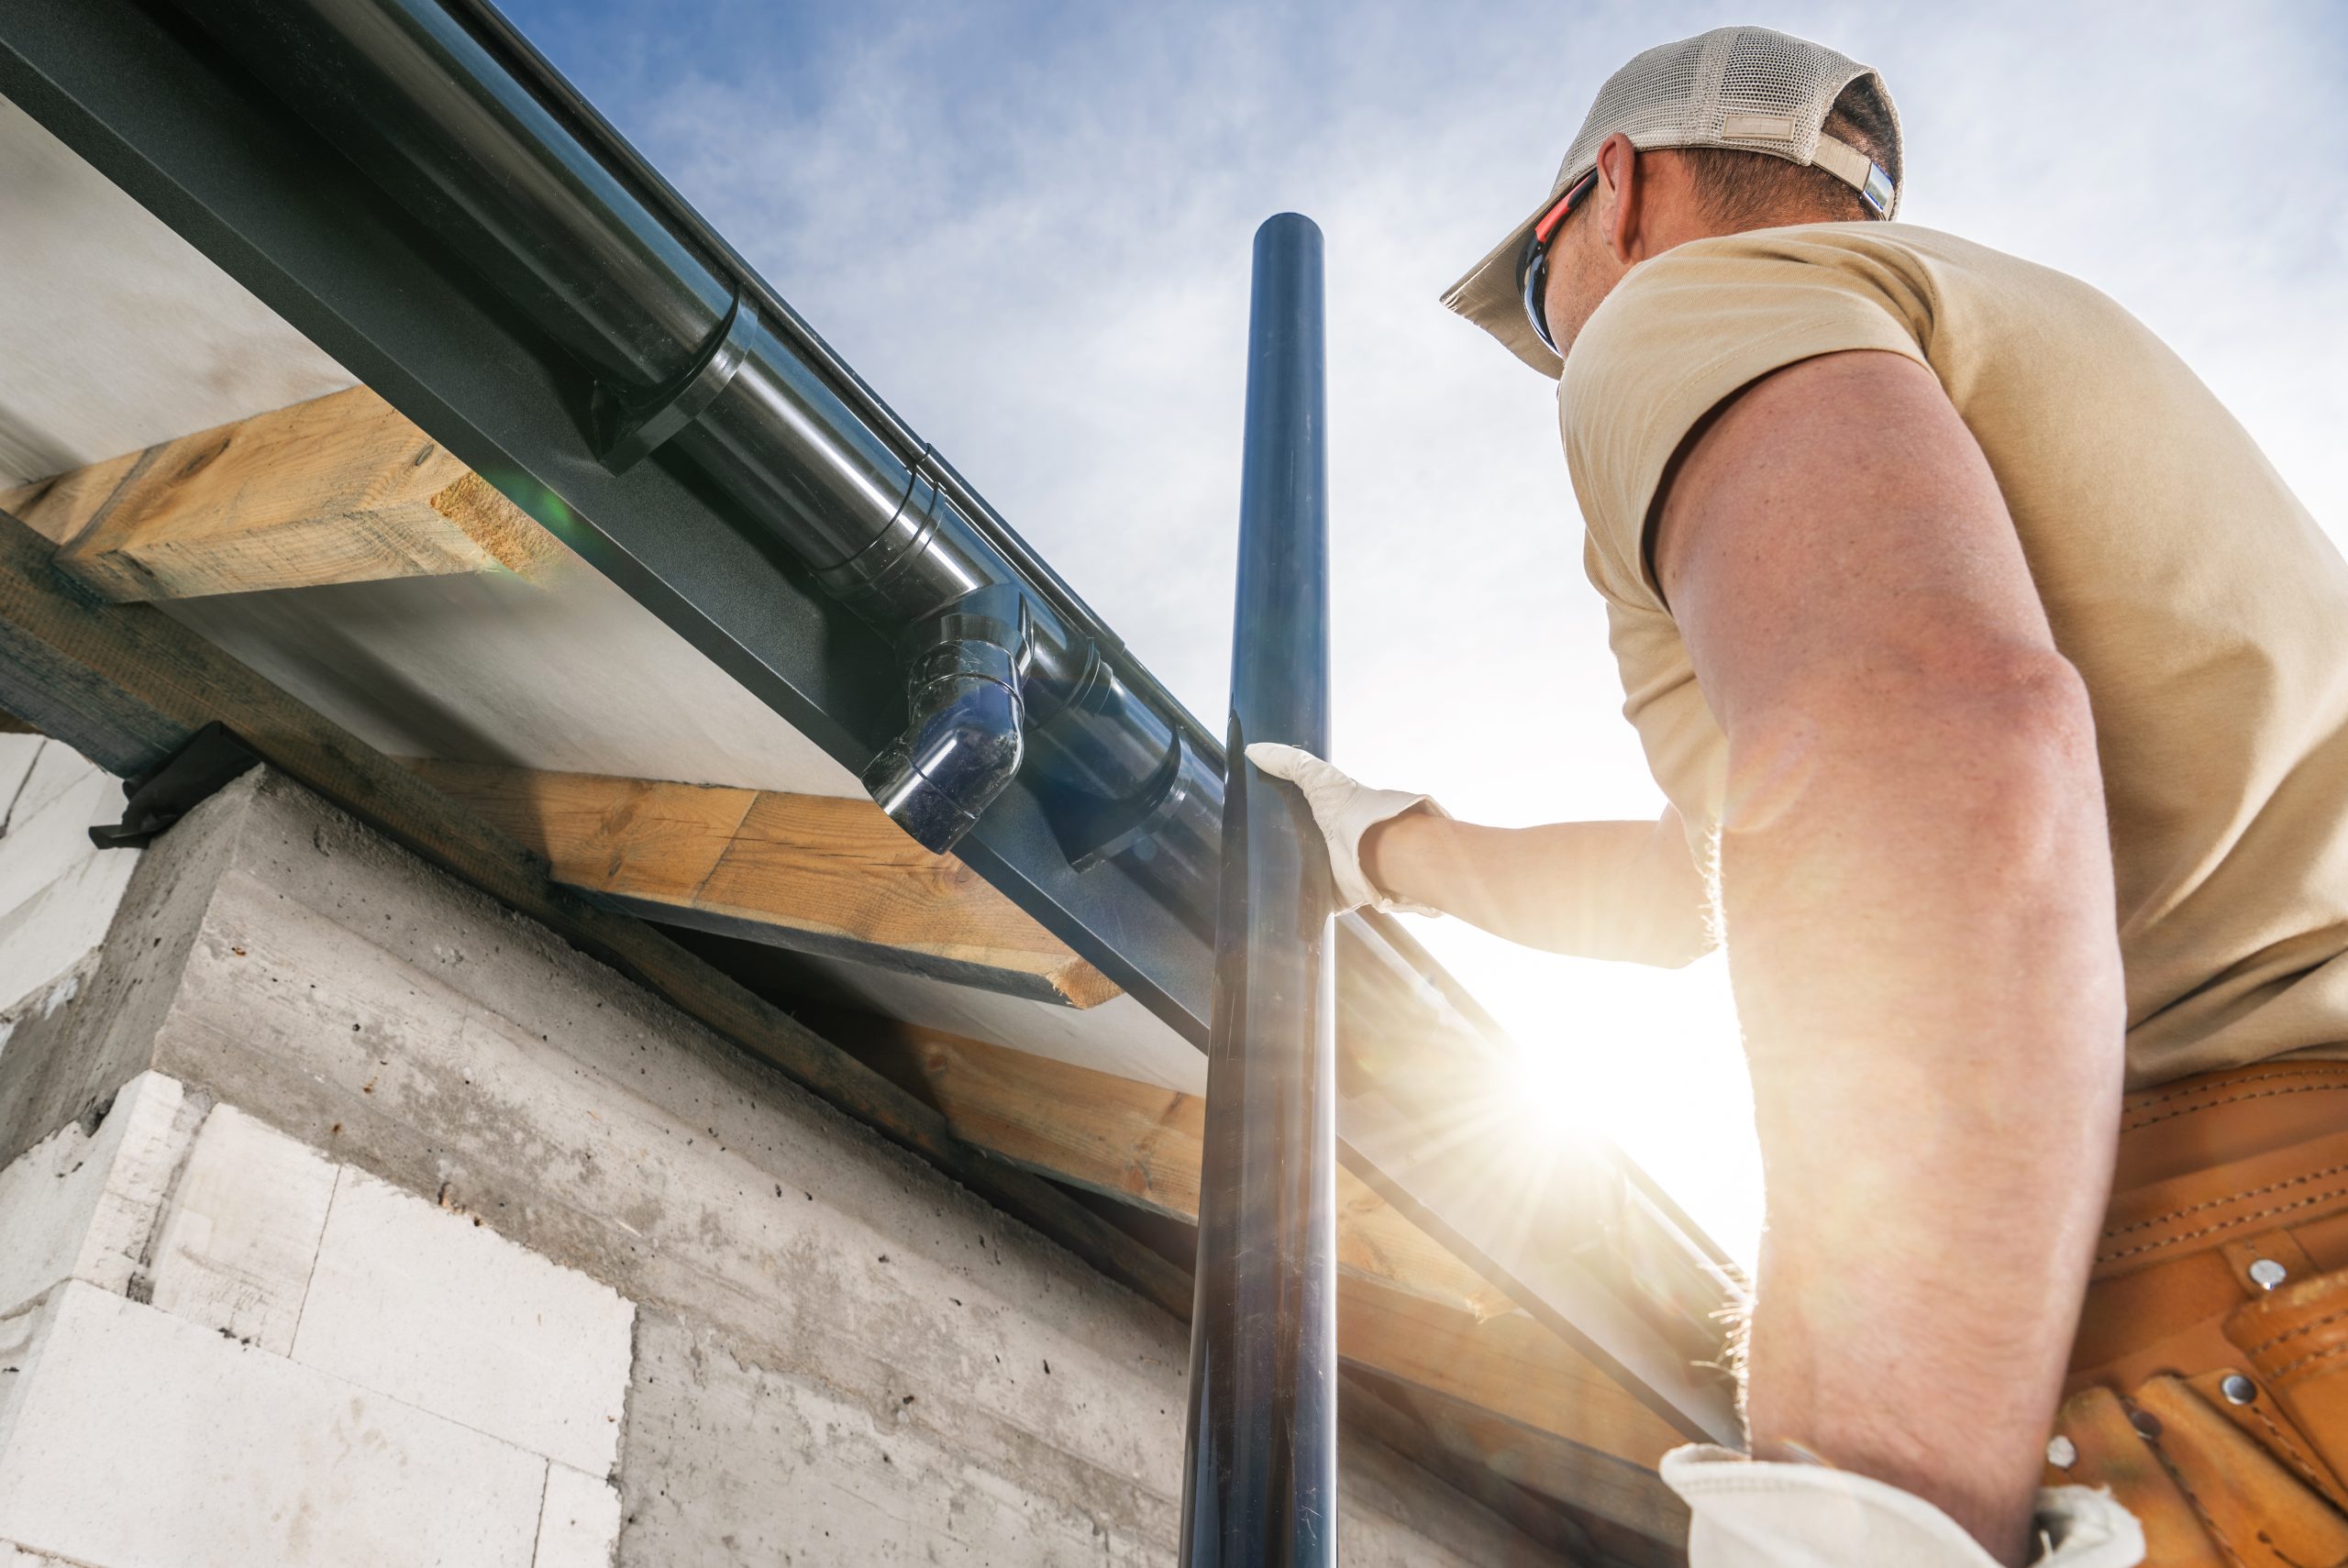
[1518,169,1600,359]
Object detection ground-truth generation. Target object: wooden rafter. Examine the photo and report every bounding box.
[1,385,556,600]
[861,1023,1511,1311]
[1352,1371,1688,1565]
[406,761,1120,1009]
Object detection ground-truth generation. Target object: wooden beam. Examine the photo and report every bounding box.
[874,1023,1507,1311]
[1335,1370,1610,1566]
[845,1018,1687,1500]
[1338,1277,1674,1463]
[405,761,1121,1009]
[1,385,557,600]
[0,448,141,547]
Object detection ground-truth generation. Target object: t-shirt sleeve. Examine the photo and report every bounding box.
[1561,230,1933,613]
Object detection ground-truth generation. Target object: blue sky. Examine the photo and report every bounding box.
[504,0,2348,1258]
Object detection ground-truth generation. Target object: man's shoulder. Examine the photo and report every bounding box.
[1563,221,2116,403]
[1590,222,2092,323]
[1647,221,2049,281]
[1559,224,1932,405]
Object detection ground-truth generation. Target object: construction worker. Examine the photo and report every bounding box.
[1252,25,2348,1568]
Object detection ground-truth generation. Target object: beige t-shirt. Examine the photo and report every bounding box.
[1560,222,2348,1088]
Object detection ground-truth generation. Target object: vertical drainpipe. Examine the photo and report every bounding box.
[1179,214,1339,1568]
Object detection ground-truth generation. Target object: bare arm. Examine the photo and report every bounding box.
[1362,807,1713,966]
[1657,350,2124,1561]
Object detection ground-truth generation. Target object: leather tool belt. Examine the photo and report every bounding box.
[2054,1062,2348,1565]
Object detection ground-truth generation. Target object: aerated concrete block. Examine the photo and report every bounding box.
[0,743,137,1016]
[0,1282,547,1568]
[0,845,138,1019]
[148,1102,338,1353]
[0,1071,200,1318]
[291,1165,635,1475]
[535,1464,624,1568]
[0,1544,76,1566]
[6,741,100,830]
[0,759,118,918]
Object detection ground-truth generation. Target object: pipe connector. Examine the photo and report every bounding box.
[861,583,1030,854]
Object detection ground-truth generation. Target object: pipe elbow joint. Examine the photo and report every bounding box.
[862,587,1030,854]
[863,679,1024,854]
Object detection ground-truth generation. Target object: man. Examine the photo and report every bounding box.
[1252,25,2348,1568]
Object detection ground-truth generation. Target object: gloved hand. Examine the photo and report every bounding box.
[1662,1445,2143,1568]
[1243,743,1449,916]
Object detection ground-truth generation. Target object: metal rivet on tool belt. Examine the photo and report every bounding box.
[2251,1257,2290,1290]
[2130,1409,2163,1441]
[2221,1375,2258,1406]
[2045,1435,2077,1469]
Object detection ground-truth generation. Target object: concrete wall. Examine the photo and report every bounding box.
[0,762,1563,1567]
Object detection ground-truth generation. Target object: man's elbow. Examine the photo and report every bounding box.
[1726,640,2124,1063]
[1733,642,2105,851]
[1923,646,2102,846]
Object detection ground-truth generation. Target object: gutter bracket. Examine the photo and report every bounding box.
[593,288,761,474]
[89,721,260,849]
[1048,728,1195,872]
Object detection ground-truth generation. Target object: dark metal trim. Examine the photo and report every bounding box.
[86,720,260,849]
[572,888,1092,1009]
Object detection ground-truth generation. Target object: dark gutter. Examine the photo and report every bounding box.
[1181,215,1340,1567]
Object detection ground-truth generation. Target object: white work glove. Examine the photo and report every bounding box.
[1663,1446,2143,1568]
[1243,743,1449,917]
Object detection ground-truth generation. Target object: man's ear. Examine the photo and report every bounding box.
[1595,132,1643,264]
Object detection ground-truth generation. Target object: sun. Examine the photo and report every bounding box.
[1410,921,1767,1268]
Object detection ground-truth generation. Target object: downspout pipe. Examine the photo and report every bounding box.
[1180,214,1339,1568]
[170,0,1224,911]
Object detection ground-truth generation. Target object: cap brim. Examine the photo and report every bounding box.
[1441,185,1570,380]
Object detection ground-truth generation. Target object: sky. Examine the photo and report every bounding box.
[501,0,2348,1262]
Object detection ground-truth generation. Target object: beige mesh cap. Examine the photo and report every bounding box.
[1443,26,1902,378]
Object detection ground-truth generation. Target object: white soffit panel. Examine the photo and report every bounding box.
[0,94,354,485]
[161,567,864,797]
